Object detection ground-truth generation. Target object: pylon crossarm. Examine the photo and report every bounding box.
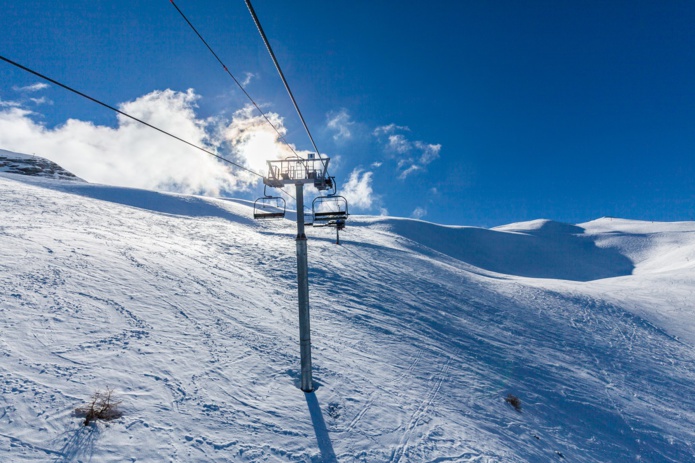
[264,157,330,188]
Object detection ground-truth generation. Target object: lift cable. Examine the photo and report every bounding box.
[0,54,300,204]
[169,0,302,160]
[243,0,328,172]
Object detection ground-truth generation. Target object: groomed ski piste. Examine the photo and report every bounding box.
[1,149,694,462]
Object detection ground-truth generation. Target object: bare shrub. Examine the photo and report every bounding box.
[505,393,522,412]
[75,388,123,426]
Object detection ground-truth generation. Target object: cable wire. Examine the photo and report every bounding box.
[243,0,327,171]
[0,54,299,203]
[0,55,258,175]
[169,0,302,160]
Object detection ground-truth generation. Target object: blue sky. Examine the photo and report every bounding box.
[1,0,694,227]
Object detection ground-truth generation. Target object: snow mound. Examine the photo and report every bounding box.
[0,149,83,181]
[352,217,634,281]
[581,217,695,275]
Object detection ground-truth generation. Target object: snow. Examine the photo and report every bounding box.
[348,217,634,281]
[1,150,694,462]
[0,149,83,181]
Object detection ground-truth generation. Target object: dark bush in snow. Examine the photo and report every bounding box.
[75,388,123,426]
[505,393,522,412]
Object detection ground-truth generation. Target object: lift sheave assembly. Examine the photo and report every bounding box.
[253,157,349,242]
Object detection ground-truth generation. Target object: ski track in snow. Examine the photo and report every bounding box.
[390,356,452,463]
[1,169,694,462]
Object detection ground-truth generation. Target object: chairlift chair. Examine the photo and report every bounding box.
[312,195,349,226]
[253,186,286,219]
[312,194,349,244]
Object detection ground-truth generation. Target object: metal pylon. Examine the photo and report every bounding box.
[294,183,313,391]
[262,157,332,392]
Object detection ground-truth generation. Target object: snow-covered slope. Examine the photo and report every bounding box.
[349,217,634,281]
[1,157,694,462]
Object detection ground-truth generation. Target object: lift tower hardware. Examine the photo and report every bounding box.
[263,157,332,191]
[263,156,331,392]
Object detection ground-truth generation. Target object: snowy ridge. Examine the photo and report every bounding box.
[1,162,694,462]
[349,217,634,281]
[0,149,83,182]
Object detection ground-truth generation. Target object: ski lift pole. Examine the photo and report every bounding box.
[295,183,313,392]
[264,157,329,393]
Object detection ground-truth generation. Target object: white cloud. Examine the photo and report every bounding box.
[373,123,409,136]
[0,88,341,200]
[374,123,442,180]
[330,153,343,171]
[398,164,421,180]
[387,134,411,154]
[222,105,312,181]
[415,141,441,165]
[0,89,247,195]
[341,168,374,210]
[411,207,427,219]
[29,97,52,106]
[326,109,354,142]
[4,83,52,109]
[241,72,255,87]
[13,83,49,93]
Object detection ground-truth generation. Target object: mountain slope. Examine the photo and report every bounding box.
[0,149,83,181]
[1,161,694,462]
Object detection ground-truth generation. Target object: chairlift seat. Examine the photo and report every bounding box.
[313,211,348,219]
[253,193,286,220]
[254,211,285,219]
